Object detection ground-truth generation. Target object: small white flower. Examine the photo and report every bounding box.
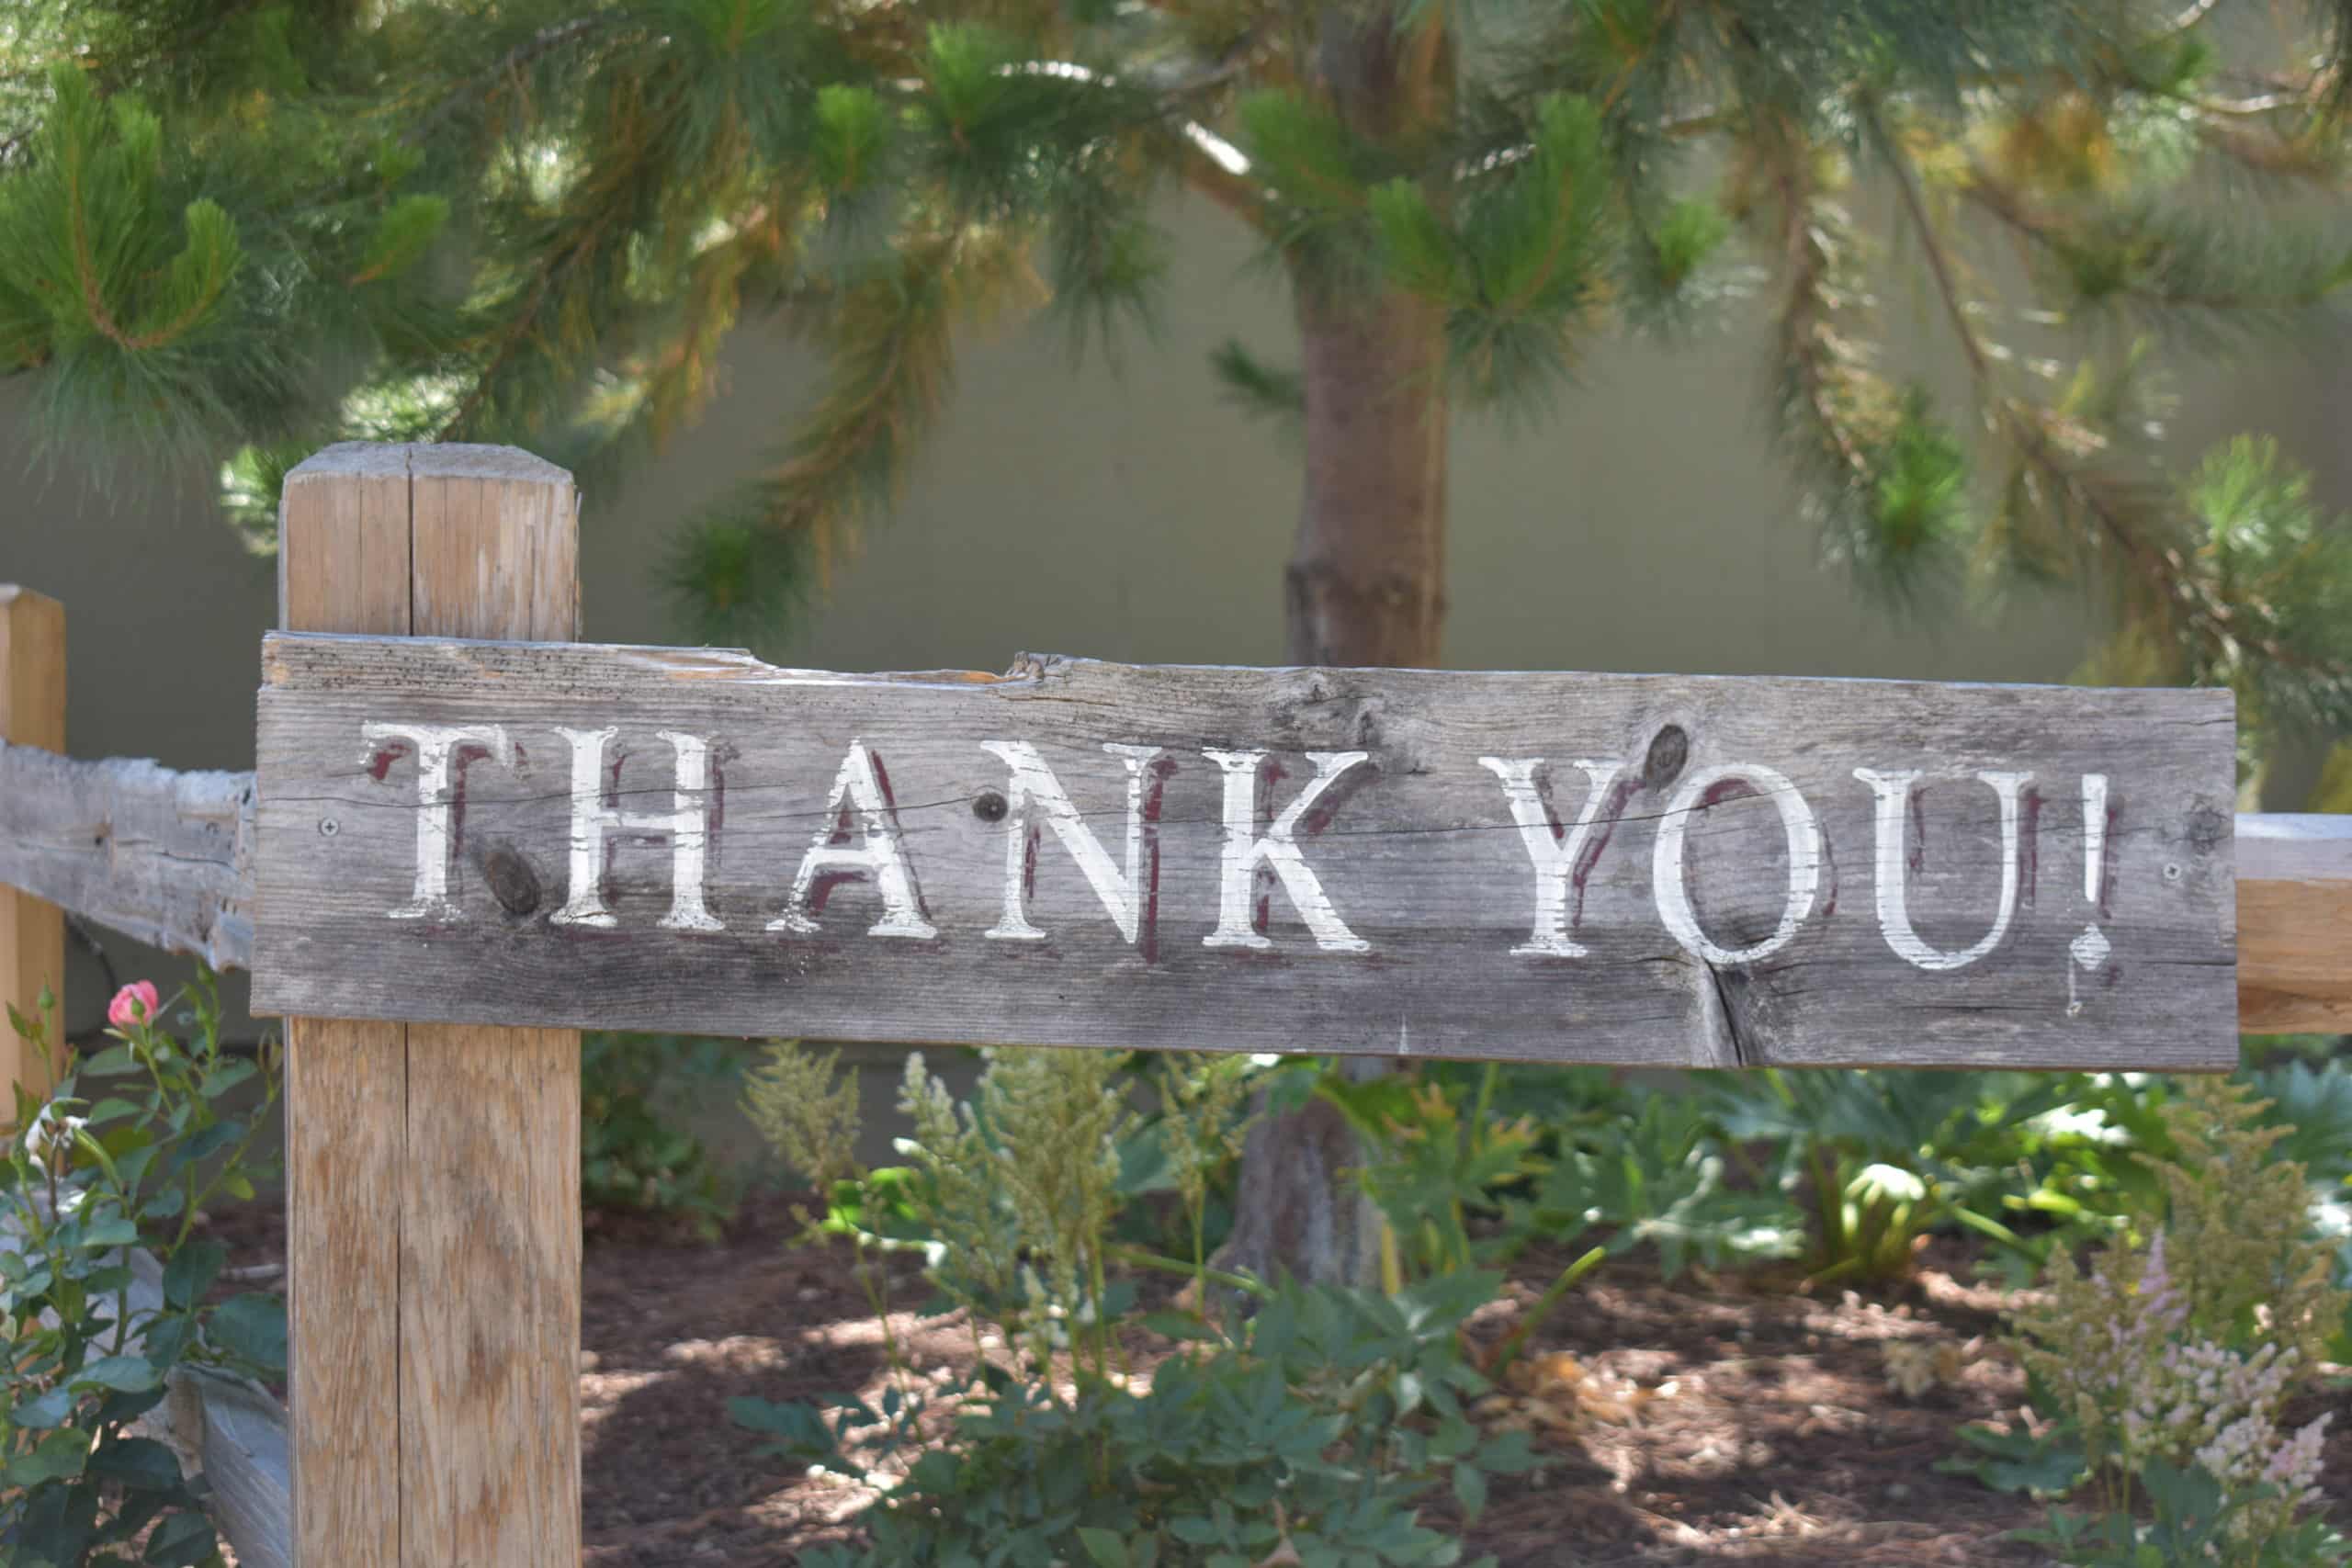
[22,1105,86,1176]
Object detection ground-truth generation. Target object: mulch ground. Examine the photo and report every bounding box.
[202,1193,2352,1566]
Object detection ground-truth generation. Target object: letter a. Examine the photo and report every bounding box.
[770,742,936,939]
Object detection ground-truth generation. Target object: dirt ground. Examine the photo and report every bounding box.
[203,1193,2352,1566]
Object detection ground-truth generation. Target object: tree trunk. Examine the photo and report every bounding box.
[1218,279,1450,1291]
[1283,285,1449,668]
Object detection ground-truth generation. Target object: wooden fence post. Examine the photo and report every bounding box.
[1,585,66,1127]
[277,446,581,1567]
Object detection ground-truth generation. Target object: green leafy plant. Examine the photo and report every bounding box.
[2,976,287,1568]
[2017,1457,2349,1568]
[1699,1067,2072,1283]
[1984,1077,2348,1566]
[759,1271,1534,1568]
[1131,1052,1261,1308]
[1515,1089,1804,1282]
[736,1044,1532,1565]
[1290,1065,1797,1382]
[581,1032,741,1241]
[1972,1060,2352,1284]
[1318,1067,1550,1285]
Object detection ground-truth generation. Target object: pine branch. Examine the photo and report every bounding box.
[436,206,616,440]
[742,229,1001,587]
[2166,0,2222,34]
[401,16,612,149]
[1958,162,2350,330]
[1871,107,2352,709]
[1177,140,1270,231]
[1869,107,1986,380]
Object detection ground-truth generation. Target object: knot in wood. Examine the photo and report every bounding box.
[1645,725,1690,791]
[481,845,543,916]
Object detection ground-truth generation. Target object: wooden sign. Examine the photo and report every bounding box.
[251,634,2239,1069]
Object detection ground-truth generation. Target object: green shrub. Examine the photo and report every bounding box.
[1982,1078,2348,1566]
[1697,1066,2074,1283]
[581,1032,741,1241]
[1,975,286,1568]
[1318,1063,1798,1376]
[736,1045,1532,1565]
[752,1271,1533,1568]
[2017,1457,2349,1568]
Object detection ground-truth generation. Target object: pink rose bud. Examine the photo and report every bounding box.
[107,981,161,1031]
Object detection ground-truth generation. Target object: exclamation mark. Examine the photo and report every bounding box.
[2067,773,2110,1017]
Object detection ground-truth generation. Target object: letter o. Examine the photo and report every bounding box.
[1652,763,1822,966]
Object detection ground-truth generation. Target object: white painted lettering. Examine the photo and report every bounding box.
[1652,763,1822,966]
[980,741,1164,943]
[770,742,937,939]
[551,727,724,932]
[362,721,514,919]
[1853,768,2032,970]
[1479,757,1629,957]
[1203,749,1370,953]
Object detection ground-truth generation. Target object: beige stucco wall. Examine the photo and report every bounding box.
[2,192,2343,1039]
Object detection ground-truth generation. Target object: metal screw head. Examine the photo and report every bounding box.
[972,790,1009,823]
[2163,863,2183,882]
[319,818,340,838]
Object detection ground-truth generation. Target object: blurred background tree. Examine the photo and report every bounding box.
[6,0,2352,1285]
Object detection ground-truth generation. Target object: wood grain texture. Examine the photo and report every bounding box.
[284,1015,402,1568]
[399,1025,580,1566]
[2236,814,2352,1032]
[277,442,582,1568]
[1,587,66,1123]
[8,758,2336,1040]
[280,447,410,1568]
[0,743,254,970]
[254,642,2240,1069]
[397,448,581,1568]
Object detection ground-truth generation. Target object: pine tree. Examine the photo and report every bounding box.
[8,0,2352,1285]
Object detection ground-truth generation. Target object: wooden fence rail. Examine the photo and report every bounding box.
[4,742,2348,1033]
[0,743,255,972]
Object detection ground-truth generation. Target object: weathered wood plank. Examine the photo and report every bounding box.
[168,1365,293,1568]
[2,586,67,1121]
[0,743,256,972]
[399,1024,580,1566]
[2236,813,2352,1033]
[9,758,2341,1032]
[278,441,583,1568]
[393,450,582,1568]
[252,641,2241,1069]
[280,446,408,1568]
